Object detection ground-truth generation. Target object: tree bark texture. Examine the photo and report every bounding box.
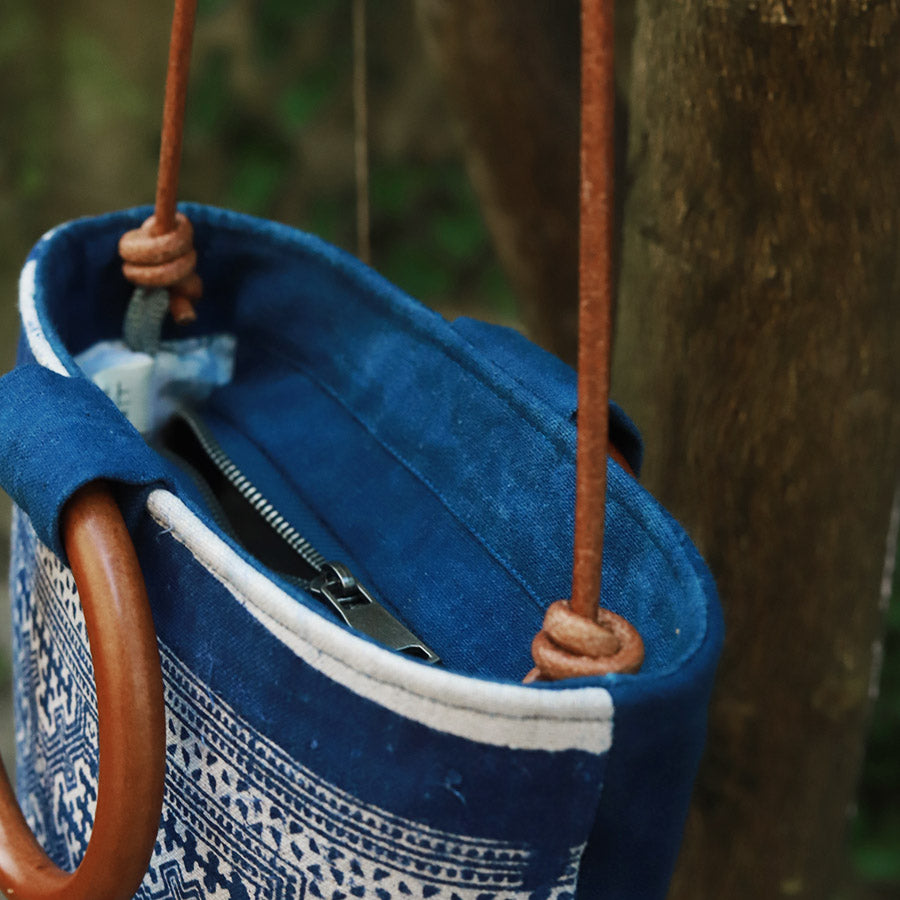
[416,0,583,362]
[614,2,900,897]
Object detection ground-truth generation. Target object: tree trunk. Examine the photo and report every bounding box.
[614,2,900,897]
[416,0,582,362]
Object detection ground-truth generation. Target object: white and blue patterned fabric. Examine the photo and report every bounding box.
[3,206,723,899]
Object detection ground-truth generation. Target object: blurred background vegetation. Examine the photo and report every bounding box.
[0,0,516,366]
[0,1,896,896]
[851,591,900,892]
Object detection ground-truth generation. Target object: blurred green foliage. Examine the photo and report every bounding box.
[852,590,900,886]
[181,0,515,320]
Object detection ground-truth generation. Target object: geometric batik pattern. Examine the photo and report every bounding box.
[11,512,582,900]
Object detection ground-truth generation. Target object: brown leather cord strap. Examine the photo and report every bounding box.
[573,0,614,624]
[0,483,166,900]
[526,0,644,682]
[119,0,201,325]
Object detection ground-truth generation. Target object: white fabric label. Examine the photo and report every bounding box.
[75,334,236,434]
[76,342,155,432]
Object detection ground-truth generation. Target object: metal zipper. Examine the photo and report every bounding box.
[163,410,440,665]
[174,410,329,572]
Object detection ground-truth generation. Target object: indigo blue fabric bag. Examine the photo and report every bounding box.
[1,204,722,899]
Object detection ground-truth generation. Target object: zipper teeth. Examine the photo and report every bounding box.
[178,412,327,572]
[157,448,235,539]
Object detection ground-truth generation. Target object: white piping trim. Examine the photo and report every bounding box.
[20,259,69,376]
[147,488,613,754]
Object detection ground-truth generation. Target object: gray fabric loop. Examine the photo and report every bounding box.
[123,287,170,354]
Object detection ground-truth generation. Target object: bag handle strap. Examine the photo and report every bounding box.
[0,483,166,900]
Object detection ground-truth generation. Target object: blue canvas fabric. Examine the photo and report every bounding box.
[0,365,170,558]
[4,205,723,899]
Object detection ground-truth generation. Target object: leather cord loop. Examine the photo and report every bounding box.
[120,0,201,324]
[525,601,644,683]
[119,213,202,324]
[120,213,196,273]
[0,483,166,900]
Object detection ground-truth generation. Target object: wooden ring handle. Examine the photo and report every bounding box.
[0,482,165,900]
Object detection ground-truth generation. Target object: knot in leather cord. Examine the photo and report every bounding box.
[120,0,200,326]
[525,600,644,683]
[119,212,202,324]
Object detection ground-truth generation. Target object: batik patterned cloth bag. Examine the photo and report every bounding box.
[0,4,723,900]
[1,205,722,900]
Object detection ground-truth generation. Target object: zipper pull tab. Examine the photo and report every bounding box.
[308,562,441,665]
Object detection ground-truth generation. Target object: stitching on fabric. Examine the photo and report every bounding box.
[240,337,545,611]
[239,333,708,653]
[187,211,573,456]
[149,502,614,726]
